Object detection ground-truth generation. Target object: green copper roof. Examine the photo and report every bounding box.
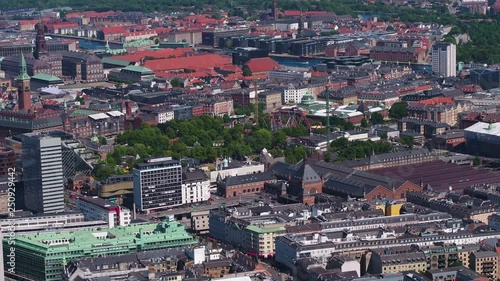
[16,53,30,81]
[31,73,63,82]
[124,39,155,48]
[7,221,196,281]
[12,221,196,253]
[69,109,102,117]
[123,64,153,74]
[102,57,130,67]
[246,225,285,234]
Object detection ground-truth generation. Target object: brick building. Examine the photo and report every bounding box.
[61,51,104,82]
[217,171,274,198]
[407,98,472,126]
[370,46,422,63]
[0,147,15,176]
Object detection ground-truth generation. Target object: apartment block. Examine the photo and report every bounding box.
[432,43,456,77]
[470,251,498,281]
[133,157,183,212]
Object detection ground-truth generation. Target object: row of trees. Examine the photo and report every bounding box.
[92,106,383,180]
[454,21,500,64]
[92,115,311,180]
[328,137,393,162]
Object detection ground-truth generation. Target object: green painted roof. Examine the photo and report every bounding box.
[123,65,153,74]
[102,57,130,67]
[12,221,196,254]
[31,73,63,82]
[124,39,155,48]
[246,225,285,234]
[69,109,102,117]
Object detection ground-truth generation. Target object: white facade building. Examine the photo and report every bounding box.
[464,121,500,145]
[432,43,456,77]
[156,110,175,124]
[269,70,312,83]
[182,169,211,204]
[0,212,108,234]
[284,85,309,104]
[209,159,265,183]
[133,158,183,212]
[76,196,131,228]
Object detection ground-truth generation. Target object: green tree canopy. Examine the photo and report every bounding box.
[170,78,181,88]
[389,102,408,120]
[370,112,384,125]
[242,67,252,77]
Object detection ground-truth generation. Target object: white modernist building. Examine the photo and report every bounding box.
[464,121,500,145]
[182,169,211,204]
[269,70,312,83]
[133,157,183,212]
[76,196,131,228]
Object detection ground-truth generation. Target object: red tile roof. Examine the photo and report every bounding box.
[416,97,453,105]
[154,27,172,34]
[311,71,328,77]
[283,10,327,17]
[218,65,241,73]
[338,28,355,34]
[155,71,217,79]
[225,73,244,81]
[102,26,128,35]
[243,73,268,80]
[244,57,280,74]
[51,23,79,30]
[123,30,157,37]
[144,53,232,71]
[109,48,194,63]
[67,11,118,19]
[18,20,38,25]
[183,14,211,20]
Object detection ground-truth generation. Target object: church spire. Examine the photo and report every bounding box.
[105,40,111,53]
[17,53,30,81]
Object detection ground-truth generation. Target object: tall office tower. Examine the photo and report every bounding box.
[133,157,183,213]
[21,133,64,214]
[432,42,457,77]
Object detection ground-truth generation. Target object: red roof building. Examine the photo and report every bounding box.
[102,26,128,35]
[416,97,454,105]
[283,10,327,17]
[109,48,194,63]
[244,57,280,74]
[144,54,232,72]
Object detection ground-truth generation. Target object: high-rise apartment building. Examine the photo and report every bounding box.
[21,133,64,213]
[133,157,183,212]
[432,43,457,77]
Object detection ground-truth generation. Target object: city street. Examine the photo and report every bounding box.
[143,193,265,219]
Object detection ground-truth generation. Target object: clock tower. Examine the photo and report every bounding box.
[17,53,31,111]
[34,22,48,60]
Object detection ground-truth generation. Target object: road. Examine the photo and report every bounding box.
[261,261,288,281]
[65,190,270,223]
[145,193,265,218]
